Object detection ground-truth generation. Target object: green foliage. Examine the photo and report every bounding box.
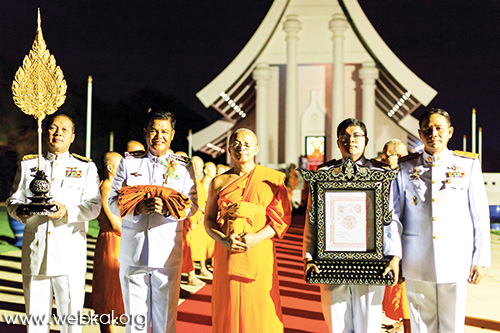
[87,219,99,239]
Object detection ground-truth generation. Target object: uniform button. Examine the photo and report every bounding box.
[432,198,436,202]
[427,157,432,162]
[446,179,451,183]
[432,163,436,167]
[433,236,437,239]
[48,231,52,235]
[433,217,437,221]
[52,178,56,182]
[437,157,441,160]
[432,180,436,184]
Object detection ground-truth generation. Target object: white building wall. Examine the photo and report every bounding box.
[483,173,500,206]
[373,110,409,159]
[252,0,421,164]
[267,65,281,166]
[344,64,360,120]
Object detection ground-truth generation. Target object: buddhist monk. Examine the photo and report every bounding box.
[188,156,214,278]
[92,152,124,333]
[380,139,411,333]
[205,128,291,333]
[175,152,203,286]
[125,140,145,153]
[201,162,216,191]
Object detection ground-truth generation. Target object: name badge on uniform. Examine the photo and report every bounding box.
[66,167,82,178]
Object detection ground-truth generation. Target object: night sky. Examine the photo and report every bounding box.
[1,1,499,170]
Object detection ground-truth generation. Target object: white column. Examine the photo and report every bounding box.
[478,127,482,162]
[359,61,379,158]
[283,14,301,165]
[85,75,93,159]
[109,131,114,152]
[253,63,271,166]
[472,108,477,153]
[329,14,348,159]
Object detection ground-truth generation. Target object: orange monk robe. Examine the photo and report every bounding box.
[92,208,125,316]
[181,224,195,273]
[212,165,291,333]
[382,281,410,321]
[190,179,215,261]
[182,179,204,273]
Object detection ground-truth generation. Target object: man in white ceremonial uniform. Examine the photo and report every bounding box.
[109,110,197,333]
[387,108,491,332]
[303,118,400,333]
[7,114,101,333]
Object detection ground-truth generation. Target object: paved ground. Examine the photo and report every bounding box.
[1,234,499,332]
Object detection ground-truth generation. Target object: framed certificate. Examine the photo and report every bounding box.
[300,158,398,285]
[324,190,375,252]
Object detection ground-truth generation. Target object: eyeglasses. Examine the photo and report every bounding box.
[230,141,255,150]
[338,133,365,142]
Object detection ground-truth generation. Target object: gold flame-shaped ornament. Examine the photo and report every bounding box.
[12,9,67,122]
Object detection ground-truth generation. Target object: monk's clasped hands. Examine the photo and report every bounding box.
[225,233,251,252]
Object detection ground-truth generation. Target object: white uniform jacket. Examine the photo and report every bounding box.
[303,157,399,260]
[109,151,197,269]
[6,151,101,276]
[388,149,491,283]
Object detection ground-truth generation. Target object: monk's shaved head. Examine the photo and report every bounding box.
[229,128,258,145]
[175,151,188,157]
[104,151,122,166]
[204,162,216,179]
[103,151,123,178]
[126,140,145,152]
[191,156,204,179]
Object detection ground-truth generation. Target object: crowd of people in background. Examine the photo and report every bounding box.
[4,108,490,333]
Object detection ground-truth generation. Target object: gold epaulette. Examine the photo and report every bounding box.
[171,153,190,166]
[124,150,147,158]
[317,158,341,170]
[454,150,479,159]
[369,159,391,169]
[22,154,38,161]
[72,153,92,162]
[398,152,421,163]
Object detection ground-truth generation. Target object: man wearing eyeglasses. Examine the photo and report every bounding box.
[388,108,490,332]
[303,118,400,333]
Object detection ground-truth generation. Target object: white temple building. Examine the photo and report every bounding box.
[193,0,437,168]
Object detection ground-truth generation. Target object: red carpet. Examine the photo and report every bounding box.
[176,214,328,332]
